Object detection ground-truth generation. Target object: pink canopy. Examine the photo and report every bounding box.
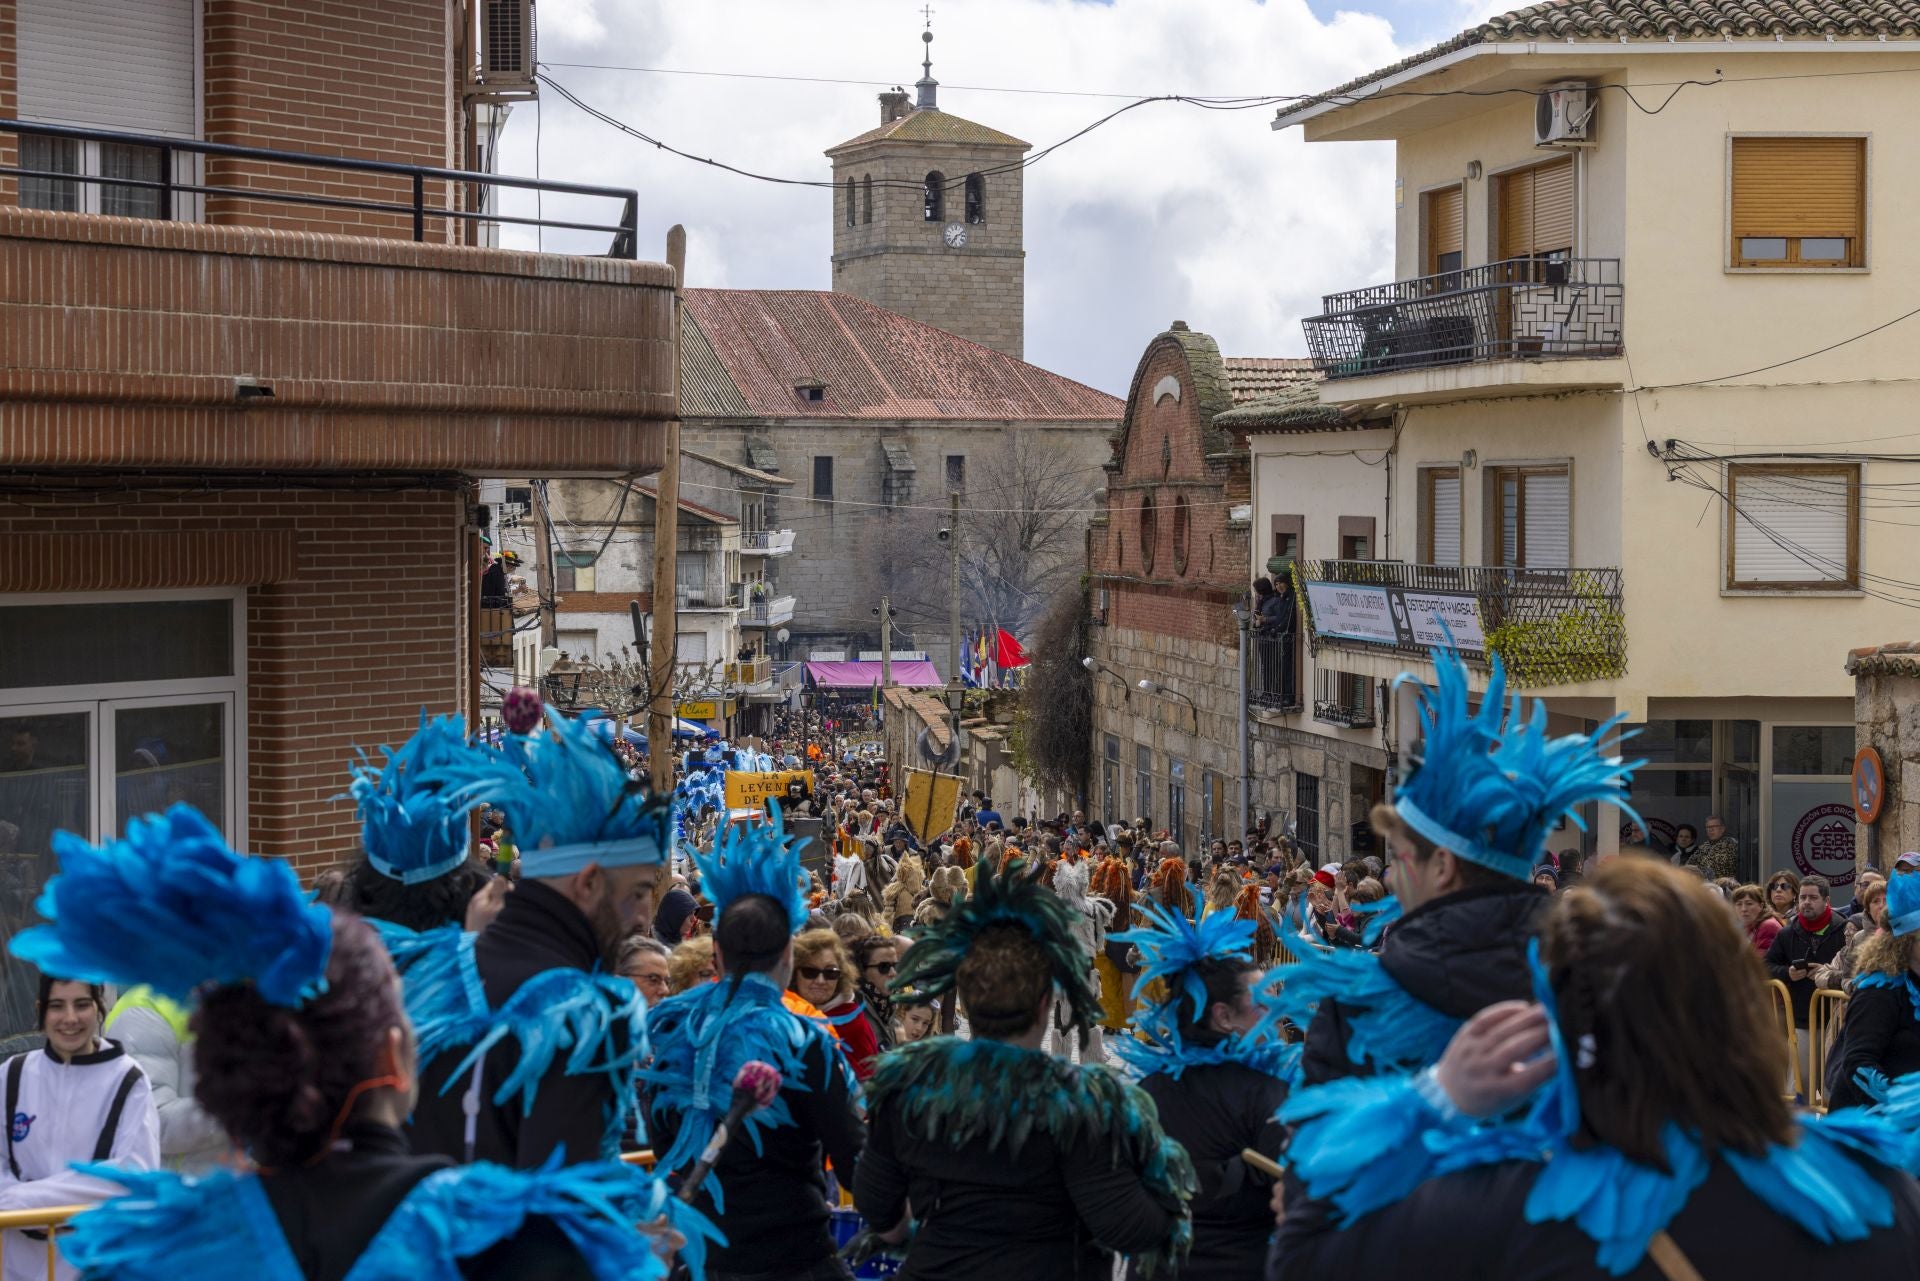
[805,660,943,688]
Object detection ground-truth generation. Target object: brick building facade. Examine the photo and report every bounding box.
[0,0,673,1044]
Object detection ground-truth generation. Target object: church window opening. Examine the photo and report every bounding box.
[845,176,856,227]
[923,171,944,222]
[862,174,873,224]
[965,173,985,224]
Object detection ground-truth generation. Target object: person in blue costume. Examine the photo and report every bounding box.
[345,712,513,936]
[639,807,867,1281]
[1109,900,1295,1279]
[7,803,718,1281]
[854,858,1198,1280]
[1271,646,1639,1086]
[1829,866,1920,1109]
[1270,858,1920,1281]
[407,708,672,1168]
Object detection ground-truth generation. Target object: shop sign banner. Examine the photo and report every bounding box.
[1770,781,1858,903]
[723,769,815,810]
[1303,583,1396,645]
[1304,581,1486,653]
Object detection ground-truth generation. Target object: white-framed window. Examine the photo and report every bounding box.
[1726,463,1860,590]
[16,0,202,221]
[0,587,245,1045]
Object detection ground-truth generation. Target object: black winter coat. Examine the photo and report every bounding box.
[1272,1149,1920,1281]
[1129,1062,1287,1280]
[1831,978,1920,1111]
[409,881,625,1168]
[1300,880,1550,1086]
[1764,914,1848,1026]
[855,1085,1183,1280]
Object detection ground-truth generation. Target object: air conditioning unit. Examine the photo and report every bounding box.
[1534,82,1594,147]
[471,0,536,98]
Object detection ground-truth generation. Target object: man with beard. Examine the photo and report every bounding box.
[407,712,670,1169]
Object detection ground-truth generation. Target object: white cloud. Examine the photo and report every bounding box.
[499,0,1425,393]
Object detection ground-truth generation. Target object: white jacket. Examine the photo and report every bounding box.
[0,1040,160,1281]
[101,1003,228,1171]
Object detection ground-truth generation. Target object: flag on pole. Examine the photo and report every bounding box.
[994,628,1029,671]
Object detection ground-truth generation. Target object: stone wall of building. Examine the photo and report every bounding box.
[831,141,1026,357]
[680,418,1113,661]
[1850,642,1920,868]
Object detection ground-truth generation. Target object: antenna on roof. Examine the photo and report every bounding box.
[915,9,939,111]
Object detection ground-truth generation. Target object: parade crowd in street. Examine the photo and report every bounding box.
[7,649,1920,1281]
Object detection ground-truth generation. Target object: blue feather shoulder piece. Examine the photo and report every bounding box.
[690,805,809,933]
[420,965,648,1160]
[60,1166,302,1281]
[354,1156,725,1281]
[366,919,488,1069]
[10,803,331,1008]
[1262,938,1460,1074]
[636,972,846,1213]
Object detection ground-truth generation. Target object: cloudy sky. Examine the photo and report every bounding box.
[499,0,1509,394]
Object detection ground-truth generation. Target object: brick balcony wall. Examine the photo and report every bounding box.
[0,209,677,475]
[0,483,469,875]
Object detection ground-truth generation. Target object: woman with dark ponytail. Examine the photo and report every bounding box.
[8,804,716,1281]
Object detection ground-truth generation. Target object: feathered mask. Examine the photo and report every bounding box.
[493,710,676,878]
[892,857,1103,1041]
[1887,868,1920,938]
[691,805,809,934]
[1393,647,1640,882]
[348,711,510,884]
[10,804,333,1008]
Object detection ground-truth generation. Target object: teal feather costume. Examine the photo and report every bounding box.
[638,808,844,1208]
[1279,940,1920,1274]
[60,1156,723,1281]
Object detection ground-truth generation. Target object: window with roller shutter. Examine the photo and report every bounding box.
[1498,156,1575,264]
[15,0,199,221]
[1726,464,1859,590]
[1424,185,1464,278]
[1487,465,1570,570]
[1729,137,1866,268]
[1419,467,1462,566]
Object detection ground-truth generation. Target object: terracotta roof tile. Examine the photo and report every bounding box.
[1287,1,1920,116]
[681,289,1122,422]
[827,108,1030,154]
[1222,356,1320,406]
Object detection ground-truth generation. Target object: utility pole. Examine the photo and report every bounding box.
[648,225,685,795]
[880,593,894,688]
[948,490,961,690]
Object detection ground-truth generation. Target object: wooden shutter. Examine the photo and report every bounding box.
[1728,465,1858,587]
[1425,186,1463,273]
[1522,471,1571,569]
[1499,157,1574,259]
[1731,137,1864,238]
[17,0,197,137]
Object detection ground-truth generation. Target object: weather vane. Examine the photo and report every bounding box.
[922,5,934,27]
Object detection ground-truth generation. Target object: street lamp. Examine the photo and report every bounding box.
[1082,655,1131,700]
[1136,678,1199,732]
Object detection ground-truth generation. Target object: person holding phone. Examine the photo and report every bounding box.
[1765,875,1847,1093]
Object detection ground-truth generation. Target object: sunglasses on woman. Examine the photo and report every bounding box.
[797,965,841,982]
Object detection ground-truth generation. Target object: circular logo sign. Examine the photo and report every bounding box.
[1790,802,1858,886]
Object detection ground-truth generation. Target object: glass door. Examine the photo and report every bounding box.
[0,702,95,1054]
[104,695,236,839]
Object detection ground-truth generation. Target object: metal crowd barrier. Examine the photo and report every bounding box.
[0,1206,86,1281]
[1766,978,1801,1101]
[1806,989,1848,1115]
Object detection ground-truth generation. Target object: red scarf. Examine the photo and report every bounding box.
[1801,903,1834,934]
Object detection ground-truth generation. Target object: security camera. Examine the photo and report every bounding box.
[937,528,952,542]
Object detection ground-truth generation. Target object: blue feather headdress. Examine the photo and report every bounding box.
[9,804,332,1008]
[1393,647,1640,881]
[690,804,808,934]
[1109,899,1297,1081]
[1886,868,1920,937]
[349,711,511,884]
[493,710,676,878]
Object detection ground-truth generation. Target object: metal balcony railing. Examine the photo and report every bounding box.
[1296,560,1626,687]
[741,529,796,554]
[1302,257,1622,379]
[0,117,640,258]
[746,594,797,626]
[1248,632,1303,713]
[1313,668,1377,728]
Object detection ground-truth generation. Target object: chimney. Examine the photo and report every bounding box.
[879,89,911,124]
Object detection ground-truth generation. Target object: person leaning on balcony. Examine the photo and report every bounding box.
[1252,577,1298,705]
